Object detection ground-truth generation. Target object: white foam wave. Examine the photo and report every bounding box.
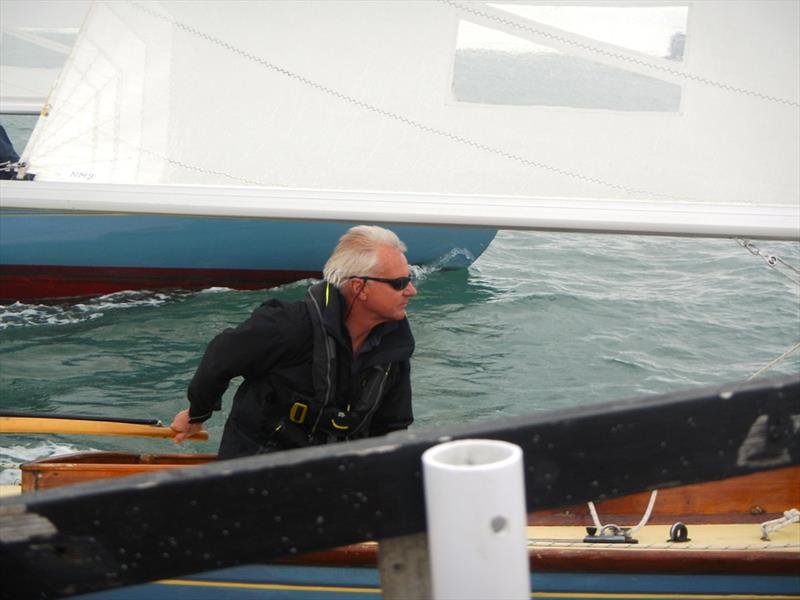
[410,248,477,285]
[410,248,475,284]
[0,441,93,485]
[277,278,320,290]
[0,290,192,329]
[434,247,477,269]
[200,279,320,296]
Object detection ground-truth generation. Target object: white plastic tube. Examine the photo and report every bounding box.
[422,439,529,600]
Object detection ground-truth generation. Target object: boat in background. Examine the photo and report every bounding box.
[1,1,797,302]
[0,213,496,300]
[0,0,497,301]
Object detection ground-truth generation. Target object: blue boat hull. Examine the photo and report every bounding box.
[0,209,497,300]
[74,564,800,599]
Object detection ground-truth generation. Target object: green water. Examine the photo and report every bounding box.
[1,231,798,482]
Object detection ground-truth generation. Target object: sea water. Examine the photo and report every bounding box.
[1,231,798,484]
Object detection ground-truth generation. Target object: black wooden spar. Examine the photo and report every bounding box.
[1,375,798,599]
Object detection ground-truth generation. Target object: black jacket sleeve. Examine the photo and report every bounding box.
[368,359,413,436]
[186,300,302,423]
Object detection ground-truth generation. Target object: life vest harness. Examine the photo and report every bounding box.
[267,283,393,448]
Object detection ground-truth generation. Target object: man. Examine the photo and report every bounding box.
[170,225,417,459]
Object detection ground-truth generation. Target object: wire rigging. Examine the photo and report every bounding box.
[736,239,800,380]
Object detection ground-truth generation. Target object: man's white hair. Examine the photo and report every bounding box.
[323,225,407,288]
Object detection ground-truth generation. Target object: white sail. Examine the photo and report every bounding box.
[5,0,799,239]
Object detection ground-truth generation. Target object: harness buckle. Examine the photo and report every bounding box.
[289,402,309,424]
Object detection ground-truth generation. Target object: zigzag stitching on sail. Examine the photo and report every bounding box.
[126,0,694,202]
[134,144,267,186]
[442,0,800,109]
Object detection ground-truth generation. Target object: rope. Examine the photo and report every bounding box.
[761,508,800,541]
[587,489,658,536]
[629,490,658,535]
[441,0,800,108]
[748,342,800,381]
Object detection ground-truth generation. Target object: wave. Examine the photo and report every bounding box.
[0,290,193,330]
[0,440,94,485]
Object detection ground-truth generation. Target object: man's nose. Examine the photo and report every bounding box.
[404,282,417,296]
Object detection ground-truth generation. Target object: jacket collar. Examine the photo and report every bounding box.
[307,281,415,361]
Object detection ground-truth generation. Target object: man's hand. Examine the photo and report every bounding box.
[170,408,205,444]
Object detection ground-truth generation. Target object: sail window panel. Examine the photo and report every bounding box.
[489,3,688,61]
[453,21,681,111]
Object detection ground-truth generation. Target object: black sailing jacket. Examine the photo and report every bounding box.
[187,282,415,459]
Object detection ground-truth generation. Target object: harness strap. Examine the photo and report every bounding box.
[305,285,336,438]
[264,283,394,447]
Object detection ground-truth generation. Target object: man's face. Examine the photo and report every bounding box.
[361,246,417,322]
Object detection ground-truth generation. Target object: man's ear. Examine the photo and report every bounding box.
[349,278,367,300]
[353,279,367,300]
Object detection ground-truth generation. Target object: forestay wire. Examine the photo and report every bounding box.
[736,239,800,286]
[748,343,800,381]
[736,239,800,380]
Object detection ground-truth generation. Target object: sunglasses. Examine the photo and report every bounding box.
[355,275,413,291]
